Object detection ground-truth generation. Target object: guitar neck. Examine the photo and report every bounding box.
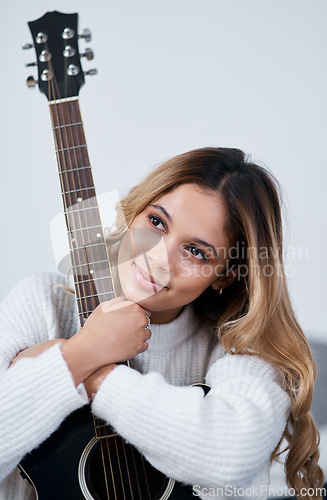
[49,98,115,326]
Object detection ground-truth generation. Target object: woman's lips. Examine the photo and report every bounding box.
[133,263,165,292]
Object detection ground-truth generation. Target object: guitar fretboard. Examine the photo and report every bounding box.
[49,98,115,326]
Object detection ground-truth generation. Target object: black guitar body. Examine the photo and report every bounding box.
[19,405,197,499]
[19,406,94,499]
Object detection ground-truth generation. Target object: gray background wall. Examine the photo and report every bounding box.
[1,0,326,344]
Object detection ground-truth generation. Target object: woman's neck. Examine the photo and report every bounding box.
[149,306,184,325]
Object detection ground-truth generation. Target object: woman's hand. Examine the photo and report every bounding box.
[61,297,151,387]
[11,339,66,366]
[84,364,117,400]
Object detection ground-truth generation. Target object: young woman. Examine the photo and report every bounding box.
[0,147,324,499]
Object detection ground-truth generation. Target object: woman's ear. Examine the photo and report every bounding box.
[211,267,238,291]
[211,279,220,291]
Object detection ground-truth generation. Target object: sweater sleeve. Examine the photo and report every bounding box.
[0,274,88,481]
[91,354,291,488]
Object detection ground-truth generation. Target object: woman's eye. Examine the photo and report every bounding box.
[186,245,209,262]
[148,215,166,232]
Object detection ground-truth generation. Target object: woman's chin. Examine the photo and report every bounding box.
[121,281,167,308]
[120,281,154,302]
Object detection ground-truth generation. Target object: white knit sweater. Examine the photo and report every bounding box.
[0,272,291,500]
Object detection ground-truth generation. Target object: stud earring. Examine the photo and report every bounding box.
[219,287,223,295]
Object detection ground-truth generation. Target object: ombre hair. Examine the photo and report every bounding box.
[107,147,324,496]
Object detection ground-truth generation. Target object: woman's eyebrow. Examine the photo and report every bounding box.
[149,204,219,259]
[192,239,219,259]
[149,204,172,222]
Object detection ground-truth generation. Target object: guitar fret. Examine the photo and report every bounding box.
[78,291,115,300]
[53,122,83,130]
[79,310,96,317]
[74,276,112,285]
[95,432,117,439]
[56,145,87,153]
[62,187,95,195]
[59,165,91,174]
[68,224,102,233]
[72,259,108,268]
[95,423,116,430]
[70,242,105,251]
[64,205,99,215]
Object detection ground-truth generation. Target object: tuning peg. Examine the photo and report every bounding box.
[78,28,91,42]
[25,62,37,67]
[84,68,97,76]
[22,42,34,50]
[81,48,94,61]
[26,76,38,88]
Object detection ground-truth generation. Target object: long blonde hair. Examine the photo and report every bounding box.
[108,147,324,495]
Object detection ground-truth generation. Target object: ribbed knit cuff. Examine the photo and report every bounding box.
[1,342,89,466]
[29,342,90,409]
[92,364,142,423]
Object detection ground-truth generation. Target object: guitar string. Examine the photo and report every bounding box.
[129,233,152,498]
[61,93,115,499]
[46,68,91,331]
[50,82,92,333]
[48,85,156,500]
[113,435,127,500]
[47,52,91,335]
[85,140,132,500]
[63,101,111,500]
[66,78,142,500]
[62,82,130,500]
[99,228,148,499]
[68,99,123,500]
[71,104,134,499]
[65,98,114,500]
[66,100,121,500]
[46,40,151,500]
[46,89,108,500]
[141,253,157,498]
[140,457,151,500]
[47,54,112,499]
[130,445,143,500]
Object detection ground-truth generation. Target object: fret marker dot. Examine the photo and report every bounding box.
[90,269,94,274]
[77,197,82,203]
[71,238,76,242]
[96,233,101,238]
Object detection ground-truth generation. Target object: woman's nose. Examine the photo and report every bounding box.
[146,235,170,271]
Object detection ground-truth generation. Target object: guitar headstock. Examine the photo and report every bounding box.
[23,11,97,101]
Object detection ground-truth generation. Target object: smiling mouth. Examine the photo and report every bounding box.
[133,262,166,293]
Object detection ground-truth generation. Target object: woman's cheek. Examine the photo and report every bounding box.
[178,258,194,279]
[177,261,212,296]
[179,258,214,282]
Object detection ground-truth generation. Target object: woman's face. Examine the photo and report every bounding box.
[118,183,231,323]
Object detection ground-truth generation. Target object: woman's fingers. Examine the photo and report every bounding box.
[98,296,126,313]
[98,297,151,316]
[141,341,149,353]
[144,328,152,341]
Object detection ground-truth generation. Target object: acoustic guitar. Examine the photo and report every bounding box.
[19,11,207,499]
